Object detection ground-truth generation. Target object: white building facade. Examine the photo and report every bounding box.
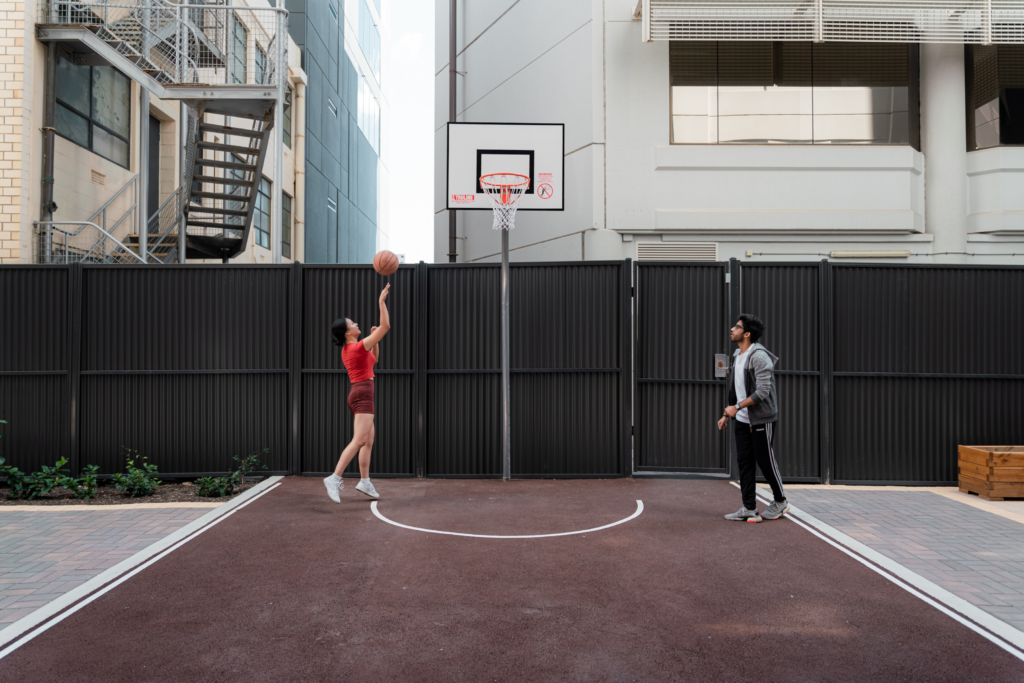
[435,1,1024,265]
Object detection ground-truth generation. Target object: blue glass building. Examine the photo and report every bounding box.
[283,0,383,263]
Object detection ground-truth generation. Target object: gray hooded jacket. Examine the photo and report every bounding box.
[726,343,780,426]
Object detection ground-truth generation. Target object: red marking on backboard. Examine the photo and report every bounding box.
[451,194,476,205]
[537,183,554,199]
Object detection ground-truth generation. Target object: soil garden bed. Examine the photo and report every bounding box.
[0,479,265,506]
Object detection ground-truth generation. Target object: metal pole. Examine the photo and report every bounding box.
[272,15,286,264]
[139,87,149,263]
[448,0,457,262]
[501,228,510,481]
[41,42,57,263]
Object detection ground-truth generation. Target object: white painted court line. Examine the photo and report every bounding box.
[732,482,1024,663]
[0,477,284,659]
[371,499,644,539]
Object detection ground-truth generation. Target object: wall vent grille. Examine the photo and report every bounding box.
[637,242,719,261]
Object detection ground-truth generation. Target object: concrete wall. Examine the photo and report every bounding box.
[968,147,1024,234]
[433,0,601,263]
[435,4,1024,266]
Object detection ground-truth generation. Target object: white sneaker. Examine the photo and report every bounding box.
[323,476,342,503]
[355,480,379,499]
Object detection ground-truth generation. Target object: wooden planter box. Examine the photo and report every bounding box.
[958,446,1024,501]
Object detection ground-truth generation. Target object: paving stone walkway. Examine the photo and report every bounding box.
[0,508,210,626]
[767,486,1024,632]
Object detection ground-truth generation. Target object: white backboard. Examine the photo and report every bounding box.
[446,122,564,211]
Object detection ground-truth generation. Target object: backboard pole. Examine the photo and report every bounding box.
[448,0,457,263]
[501,228,511,481]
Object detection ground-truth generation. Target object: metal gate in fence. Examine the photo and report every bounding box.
[633,262,730,473]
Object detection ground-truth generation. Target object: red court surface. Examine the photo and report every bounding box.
[1,478,1022,682]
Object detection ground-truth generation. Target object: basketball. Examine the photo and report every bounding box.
[373,250,400,276]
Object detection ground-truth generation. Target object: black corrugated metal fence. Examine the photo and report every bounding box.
[0,262,629,479]
[1,261,1021,483]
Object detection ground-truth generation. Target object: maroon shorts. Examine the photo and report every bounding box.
[347,380,375,415]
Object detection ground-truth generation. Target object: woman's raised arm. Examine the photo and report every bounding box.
[362,284,391,351]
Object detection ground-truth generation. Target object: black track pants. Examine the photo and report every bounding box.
[734,420,785,511]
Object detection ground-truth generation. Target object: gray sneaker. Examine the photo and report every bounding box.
[761,500,790,520]
[355,480,380,499]
[323,476,342,503]
[724,507,762,523]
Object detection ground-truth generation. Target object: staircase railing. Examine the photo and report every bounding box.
[41,0,288,91]
[145,186,184,263]
[34,221,146,264]
[35,173,142,263]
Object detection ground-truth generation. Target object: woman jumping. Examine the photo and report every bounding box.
[324,283,390,502]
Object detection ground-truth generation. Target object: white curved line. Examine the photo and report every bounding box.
[370,500,644,539]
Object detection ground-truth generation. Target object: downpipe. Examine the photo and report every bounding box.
[40,42,58,262]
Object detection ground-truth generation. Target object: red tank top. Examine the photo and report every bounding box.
[342,341,376,382]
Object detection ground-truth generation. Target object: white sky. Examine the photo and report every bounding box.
[386,0,435,263]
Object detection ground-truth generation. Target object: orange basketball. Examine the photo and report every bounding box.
[373,249,400,276]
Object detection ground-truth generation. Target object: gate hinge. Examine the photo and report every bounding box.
[725,273,731,284]
[631,286,635,298]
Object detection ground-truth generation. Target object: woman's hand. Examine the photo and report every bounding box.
[371,326,378,334]
[379,283,390,303]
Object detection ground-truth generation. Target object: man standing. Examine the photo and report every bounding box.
[717,314,789,523]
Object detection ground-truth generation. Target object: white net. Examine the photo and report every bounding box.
[480,173,530,230]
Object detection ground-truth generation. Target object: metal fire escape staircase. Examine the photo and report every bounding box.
[37,0,287,262]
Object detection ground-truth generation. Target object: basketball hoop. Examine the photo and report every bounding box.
[479,173,530,230]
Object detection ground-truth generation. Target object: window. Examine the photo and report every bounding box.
[282,192,292,259]
[327,196,337,212]
[283,87,292,148]
[670,42,916,146]
[230,15,247,84]
[255,44,266,85]
[55,54,130,167]
[967,45,1024,149]
[356,73,380,154]
[329,0,338,22]
[328,97,338,117]
[254,177,271,249]
[359,0,381,84]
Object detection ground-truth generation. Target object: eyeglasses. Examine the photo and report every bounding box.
[731,324,745,331]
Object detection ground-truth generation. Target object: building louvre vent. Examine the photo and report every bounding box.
[648,1,1024,45]
[637,242,718,261]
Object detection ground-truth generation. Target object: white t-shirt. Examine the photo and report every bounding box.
[734,349,750,424]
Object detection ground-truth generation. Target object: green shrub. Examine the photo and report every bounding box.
[0,456,69,500]
[0,456,33,499]
[194,475,235,497]
[112,449,161,497]
[60,465,100,500]
[195,448,269,498]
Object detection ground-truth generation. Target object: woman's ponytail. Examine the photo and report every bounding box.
[331,318,349,346]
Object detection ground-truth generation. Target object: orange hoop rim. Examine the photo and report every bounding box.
[479,173,530,190]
